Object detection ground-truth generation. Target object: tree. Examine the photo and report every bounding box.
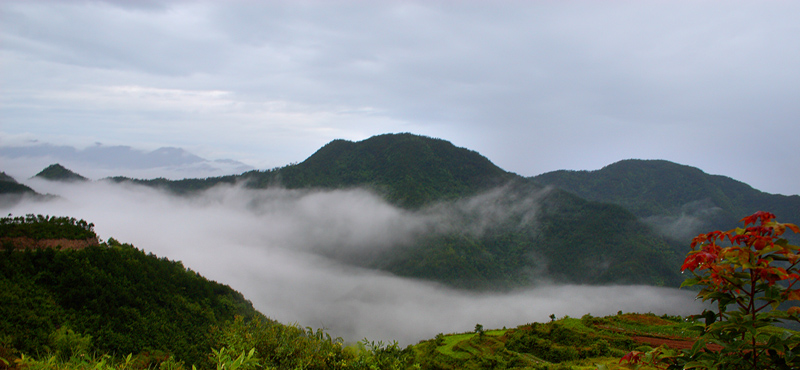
[617,211,800,369]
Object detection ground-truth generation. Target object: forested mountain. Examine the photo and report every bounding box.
[34,163,88,182]
[39,134,800,288]
[110,133,516,207]
[0,171,46,207]
[101,134,683,288]
[532,159,800,242]
[245,133,516,208]
[0,171,37,195]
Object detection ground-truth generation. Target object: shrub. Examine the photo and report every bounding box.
[614,211,800,370]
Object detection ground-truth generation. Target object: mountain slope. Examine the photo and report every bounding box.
[0,215,263,366]
[34,163,88,182]
[532,159,800,241]
[246,133,516,208]
[85,134,684,288]
[1,171,45,207]
[245,135,680,287]
[0,171,37,195]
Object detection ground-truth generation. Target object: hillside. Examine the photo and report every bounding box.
[246,133,516,208]
[412,313,703,369]
[0,215,263,366]
[111,133,516,207]
[105,134,681,288]
[34,163,88,182]
[532,159,800,241]
[370,184,681,288]
[0,172,46,207]
[0,172,37,195]
[1,214,99,250]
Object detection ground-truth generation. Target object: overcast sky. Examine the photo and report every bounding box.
[2,1,799,195]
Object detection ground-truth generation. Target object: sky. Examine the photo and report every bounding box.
[2,0,799,195]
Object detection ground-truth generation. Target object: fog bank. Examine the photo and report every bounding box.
[3,180,705,345]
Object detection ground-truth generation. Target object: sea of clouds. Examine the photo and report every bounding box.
[3,179,706,345]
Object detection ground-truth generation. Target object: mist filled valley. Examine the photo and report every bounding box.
[4,131,800,369]
[3,176,705,345]
[4,2,800,367]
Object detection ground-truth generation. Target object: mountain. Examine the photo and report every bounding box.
[532,159,800,242]
[247,133,517,207]
[106,134,682,289]
[1,142,253,174]
[33,163,88,182]
[112,133,516,207]
[0,171,37,195]
[0,171,43,207]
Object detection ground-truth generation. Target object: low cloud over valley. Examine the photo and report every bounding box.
[3,180,705,345]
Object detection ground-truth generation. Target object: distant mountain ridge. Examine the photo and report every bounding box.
[532,159,800,241]
[92,134,684,289]
[14,134,798,289]
[34,163,88,182]
[0,171,36,194]
[1,142,253,182]
[0,171,44,207]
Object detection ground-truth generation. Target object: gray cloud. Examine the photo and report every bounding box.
[643,198,724,242]
[3,180,706,345]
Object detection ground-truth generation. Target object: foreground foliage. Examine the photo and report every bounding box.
[615,211,800,369]
[3,313,702,370]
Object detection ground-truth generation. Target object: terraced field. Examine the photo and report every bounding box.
[413,313,706,370]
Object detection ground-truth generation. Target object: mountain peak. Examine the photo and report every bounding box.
[0,171,18,183]
[277,133,516,207]
[34,164,88,182]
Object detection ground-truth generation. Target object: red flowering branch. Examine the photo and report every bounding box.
[616,211,800,370]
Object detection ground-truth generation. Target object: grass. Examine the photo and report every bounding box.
[437,333,475,359]
[423,314,699,369]
[595,313,698,338]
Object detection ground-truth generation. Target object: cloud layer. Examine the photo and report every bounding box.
[4,180,705,344]
[1,1,799,195]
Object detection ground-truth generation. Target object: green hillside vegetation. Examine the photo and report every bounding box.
[246,133,516,208]
[413,313,699,370]
[3,311,712,370]
[110,133,515,208]
[0,172,50,208]
[532,159,800,242]
[34,163,88,182]
[0,215,420,370]
[0,172,16,183]
[372,185,681,288]
[104,174,240,195]
[4,212,799,369]
[0,215,263,367]
[0,172,37,195]
[102,134,682,289]
[1,214,96,241]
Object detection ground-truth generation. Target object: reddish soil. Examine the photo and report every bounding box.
[629,335,722,352]
[1,236,99,250]
[617,313,676,326]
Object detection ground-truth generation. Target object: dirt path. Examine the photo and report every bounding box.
[630,335,722,351]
